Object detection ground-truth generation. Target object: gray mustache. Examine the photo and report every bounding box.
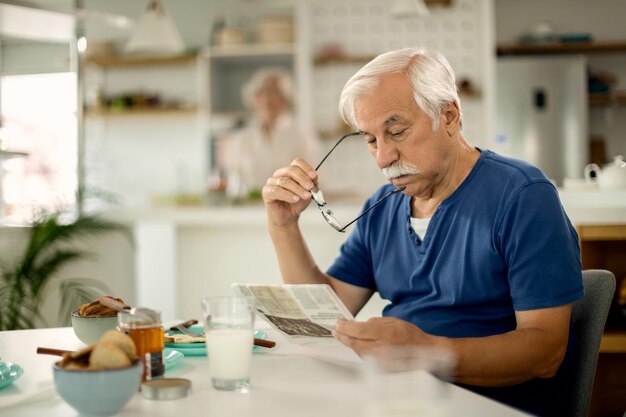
[382,163,419,179]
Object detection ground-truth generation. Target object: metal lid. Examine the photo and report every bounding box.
[142,378,191,400]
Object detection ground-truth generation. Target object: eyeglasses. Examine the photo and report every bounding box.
[311,132,406,233]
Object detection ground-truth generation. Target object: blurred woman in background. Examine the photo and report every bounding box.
[219,67,320,199]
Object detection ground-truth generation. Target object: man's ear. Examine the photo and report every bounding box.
[443,101,461,136]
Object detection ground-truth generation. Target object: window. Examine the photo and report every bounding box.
[0,72,77,223]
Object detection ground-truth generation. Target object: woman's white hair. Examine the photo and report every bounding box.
[242,67,294,109]
[339,47,462,132]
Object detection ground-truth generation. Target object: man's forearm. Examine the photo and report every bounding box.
[268,223,329,285]
[438,327,567,387]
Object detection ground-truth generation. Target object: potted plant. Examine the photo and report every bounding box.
[0,211,126,330]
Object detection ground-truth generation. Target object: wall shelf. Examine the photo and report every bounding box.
[313,54,376,66]
[589,92,626,106]
[496,40,626,56]
[85,107,198,117]
[86,54,198,67]
[203,43,294,60]
[0,150,28,159]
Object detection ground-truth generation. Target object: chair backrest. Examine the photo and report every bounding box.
[564,269,615,417]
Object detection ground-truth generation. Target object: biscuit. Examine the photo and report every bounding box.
[166,333,205,344]
[89,342,132,370]
[99,330,138,360]
[75,296,126,317]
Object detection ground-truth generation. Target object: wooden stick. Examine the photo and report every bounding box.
[168,319,198,331]
[36,347,71,356]
[254,338,276,349]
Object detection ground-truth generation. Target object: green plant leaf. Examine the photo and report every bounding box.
[29,249,90,295]
[0,212,125,330]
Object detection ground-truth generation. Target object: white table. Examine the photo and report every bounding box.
[0,326,531,417]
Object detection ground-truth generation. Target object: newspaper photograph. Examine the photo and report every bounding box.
[231,283,354,339]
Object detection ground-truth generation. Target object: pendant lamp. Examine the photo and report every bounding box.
[125,0,184,54]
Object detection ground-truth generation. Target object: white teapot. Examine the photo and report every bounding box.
[584,155,626,190]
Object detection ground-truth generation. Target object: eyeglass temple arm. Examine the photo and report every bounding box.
[315,132,362,171]
[339,186,407,232]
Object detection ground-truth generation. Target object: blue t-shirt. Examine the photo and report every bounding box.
[327,149,583,417]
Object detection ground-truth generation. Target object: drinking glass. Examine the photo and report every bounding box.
[201,296,255,391]
[362,345,456,417]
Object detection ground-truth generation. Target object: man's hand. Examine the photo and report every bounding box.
[334,305,573,387]
[333,317,438,356]
[263,158,318,228]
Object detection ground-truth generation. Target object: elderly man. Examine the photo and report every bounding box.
[262,48,583,417]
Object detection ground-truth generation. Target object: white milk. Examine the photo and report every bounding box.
[206,328,253,380]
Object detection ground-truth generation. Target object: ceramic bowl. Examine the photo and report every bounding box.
[53,360,142,416]
[71,311,119,345]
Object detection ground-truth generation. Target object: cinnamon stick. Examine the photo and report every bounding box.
[254,338,276,348]
[168,319,198,331]
[36,347,71,356]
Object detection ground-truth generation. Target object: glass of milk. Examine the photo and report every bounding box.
[202,296,255,391]
[362,345,456,417]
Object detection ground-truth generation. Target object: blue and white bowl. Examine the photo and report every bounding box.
[53,360,142,416]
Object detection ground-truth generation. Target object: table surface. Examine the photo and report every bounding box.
[0,325,531,417]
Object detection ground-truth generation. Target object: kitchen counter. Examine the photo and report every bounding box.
[2,189,624,326]
[557,189,626,224]
[104,189,626,322]
[106,188,626,226]
[105,198,367,226]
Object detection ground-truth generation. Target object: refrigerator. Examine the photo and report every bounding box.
[495,55,588,185]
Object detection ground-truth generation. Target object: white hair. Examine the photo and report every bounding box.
[339,47,462,132]
[242,67,294,109]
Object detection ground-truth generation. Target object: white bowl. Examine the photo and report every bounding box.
[71,311,119,345]
[53,360,142,416]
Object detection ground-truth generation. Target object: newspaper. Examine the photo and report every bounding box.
[231,283,354,339]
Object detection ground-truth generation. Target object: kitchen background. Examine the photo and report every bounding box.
[1,0,625,328]
[1,1,626,414]
[0,0,626,322]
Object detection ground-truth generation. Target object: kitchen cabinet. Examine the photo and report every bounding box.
[576,224,626,417]
[577,224,626,326]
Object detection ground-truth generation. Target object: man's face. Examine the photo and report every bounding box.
[353,73,453,198]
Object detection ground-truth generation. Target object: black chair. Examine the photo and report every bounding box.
[563,269,615,417]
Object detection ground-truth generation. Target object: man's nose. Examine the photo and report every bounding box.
[375,140,399,170]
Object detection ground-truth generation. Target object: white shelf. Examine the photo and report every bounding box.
[202,43,295,59]
[85,107,200,118]
[86,54,198,67]
[0,150,28,159]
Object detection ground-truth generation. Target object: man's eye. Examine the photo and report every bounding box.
[390,129,406,137]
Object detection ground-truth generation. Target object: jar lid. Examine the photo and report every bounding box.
[142,378,191,400]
